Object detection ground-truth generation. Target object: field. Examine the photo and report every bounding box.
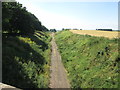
[70,30,120,39]
[55,30,119,88]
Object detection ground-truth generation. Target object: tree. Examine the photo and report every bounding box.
[50,29,56,32]
[2,2,49,35]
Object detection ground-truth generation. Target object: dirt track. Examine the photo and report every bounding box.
[49,33,70,88]
[70,30,120,39]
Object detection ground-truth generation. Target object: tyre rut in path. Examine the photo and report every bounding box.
[49,33,70,88]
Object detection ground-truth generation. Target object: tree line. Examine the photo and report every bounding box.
[2,2,48,35]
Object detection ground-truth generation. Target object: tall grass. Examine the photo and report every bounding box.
[2,31,51,88]
[55,31,119,88]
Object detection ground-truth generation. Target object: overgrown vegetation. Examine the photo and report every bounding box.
[2,2,51,88]
[55,31,120,88]
[3,31,51,88]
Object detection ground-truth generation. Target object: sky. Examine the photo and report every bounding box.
[16,0,118,30]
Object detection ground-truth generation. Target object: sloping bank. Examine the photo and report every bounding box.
[3,31,51,88]
[55,30,119,88]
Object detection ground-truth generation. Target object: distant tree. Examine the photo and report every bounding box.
[50,29,56,32]
[73,28,78,30]
[62,28,71,31]
[97,29,112,31]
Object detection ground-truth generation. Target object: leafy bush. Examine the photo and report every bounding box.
[55,31,119,88]
[2,31,51,88]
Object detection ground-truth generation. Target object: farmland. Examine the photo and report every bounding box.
[70,30,120,39]
[2,1,120,89]
[55,30,119,88]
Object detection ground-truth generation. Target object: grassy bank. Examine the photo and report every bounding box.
[3,31,51,88]
[55,31,119,88]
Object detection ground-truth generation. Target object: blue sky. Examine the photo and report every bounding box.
[17,0,118,30]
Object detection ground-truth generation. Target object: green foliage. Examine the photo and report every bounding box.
[50,29,57,32]
[2,31,51,88]
[2,2,48,34]
[55,31,119,88]
[2,1,50,88]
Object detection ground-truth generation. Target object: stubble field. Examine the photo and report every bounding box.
[70,30,120,39]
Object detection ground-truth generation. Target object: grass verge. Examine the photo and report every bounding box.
[55,30,120,88]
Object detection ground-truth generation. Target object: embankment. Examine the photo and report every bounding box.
[55,30,119,88]
[3,31,51,88]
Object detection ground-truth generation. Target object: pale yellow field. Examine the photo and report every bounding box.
[70,30,120,39]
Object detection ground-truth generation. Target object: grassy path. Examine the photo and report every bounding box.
[49,33,70,88]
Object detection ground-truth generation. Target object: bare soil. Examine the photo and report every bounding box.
[49,33,70,88]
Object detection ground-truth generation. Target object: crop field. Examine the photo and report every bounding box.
[70,30,120,39]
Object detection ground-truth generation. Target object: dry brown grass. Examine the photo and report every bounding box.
[70,30,120,39]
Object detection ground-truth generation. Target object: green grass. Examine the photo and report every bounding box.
[2,31,51,88]
[55,31,120,88]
